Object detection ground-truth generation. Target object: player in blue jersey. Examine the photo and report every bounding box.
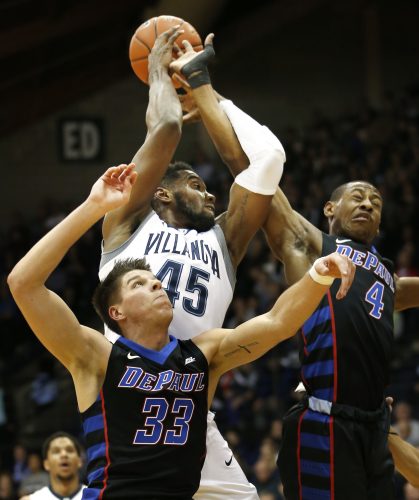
[101,27,286,499]
[8,163,354,500]
[171,36,419,500]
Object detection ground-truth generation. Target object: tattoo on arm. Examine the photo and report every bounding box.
[224,342,259,358]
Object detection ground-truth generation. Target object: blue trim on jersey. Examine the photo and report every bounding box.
[303,409,331,424]
[87,466,105,484]
[303,306,331,336]
[302,485,331,499]
[300,432,330,451]
[302,360,335,379]
[87,442,106,462]
[306,332,334,353]
[83,414,104,435]
[312,387,334,401]
[300,459,331,477]
[117,335,178,365]
[81,488,101,499]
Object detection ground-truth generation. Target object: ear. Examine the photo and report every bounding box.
[323,200,335,218]
[154,187,173,204]
[109,305,126,322]
[43,459,50,472]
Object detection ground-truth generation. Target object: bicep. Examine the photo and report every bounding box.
[395,276,419,311]
[263,189,322,283]
[221,183,273,267]
[11,285,101,370]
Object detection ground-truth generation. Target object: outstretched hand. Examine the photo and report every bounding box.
[88,164,137,213]
[170,33,214,77]
[148,25,184,73]
[313,252,355,300]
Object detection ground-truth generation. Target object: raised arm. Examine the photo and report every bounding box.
[7,165,136,408]
[195,252,354,399]
[171,37,322,273]
[102,26,183,252]
[171,39,285,267]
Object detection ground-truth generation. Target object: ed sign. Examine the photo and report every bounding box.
[59,118,104,162]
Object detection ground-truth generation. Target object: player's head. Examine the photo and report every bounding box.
[42,432,83,480]
[151,161,216,232]
[93,258,172,335]
[323,181,383,245]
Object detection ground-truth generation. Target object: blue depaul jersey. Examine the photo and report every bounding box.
[299,233,395,410]
[80,336,208,499]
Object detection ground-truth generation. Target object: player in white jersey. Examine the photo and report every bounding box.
[100,30,285,499]
[20,432,85,500]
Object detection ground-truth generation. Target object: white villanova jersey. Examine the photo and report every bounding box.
[99,211,236,341]
[29,485,86,500]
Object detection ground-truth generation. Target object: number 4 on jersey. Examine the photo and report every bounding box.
[365,281,384,319]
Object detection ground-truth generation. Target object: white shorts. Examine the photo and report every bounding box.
[194,412,259,500]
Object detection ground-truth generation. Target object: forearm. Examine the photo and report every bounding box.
[146,66,182,131]
[395,277,419,311]
[388,433,419,487]
[268,273,330,340]
[9,200,104,289]
[192,84,248,175]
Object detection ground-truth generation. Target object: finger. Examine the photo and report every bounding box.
[183,111,200,124]
[182,39,194,52]
[336,258,354,299]
[204,33,214,46]
[173,43,183,57]
[128,171,138,186]
[168,28,184,45]
[173,73,191,91]
[161,24,181,40]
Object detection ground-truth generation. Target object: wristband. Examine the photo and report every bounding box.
[181,44,215,89]
[308,261,335,285]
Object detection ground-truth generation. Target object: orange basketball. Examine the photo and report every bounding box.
[129,15,203,87]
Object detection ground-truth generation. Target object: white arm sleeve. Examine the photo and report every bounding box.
[219,99,286,195]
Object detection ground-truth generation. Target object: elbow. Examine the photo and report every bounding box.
[7,267,23,296]
[157,115,182,140]
[7,265,32,298]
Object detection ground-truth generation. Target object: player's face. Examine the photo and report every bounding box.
[325,182,383,244]
[172,171,216,231]
[117,270,173,322]
[44,437,81,480]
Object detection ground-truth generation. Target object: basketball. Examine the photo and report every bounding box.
[129,15,203,86]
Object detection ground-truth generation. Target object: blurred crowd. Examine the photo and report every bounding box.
[1,83,419,499]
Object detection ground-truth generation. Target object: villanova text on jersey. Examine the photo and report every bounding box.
[99,211,236,340]
[144,230,221,278]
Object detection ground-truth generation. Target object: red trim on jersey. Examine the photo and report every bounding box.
[327,291,338,401]
[297,409,307,500]
[99,389,111,500]
[329,416,335,500]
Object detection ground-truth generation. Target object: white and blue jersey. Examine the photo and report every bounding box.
[99,211,235,341]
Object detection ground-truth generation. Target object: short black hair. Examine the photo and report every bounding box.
[329,181,378,202]
[92,258,151,334]
[42,432,82,460]
[151,161,195,211]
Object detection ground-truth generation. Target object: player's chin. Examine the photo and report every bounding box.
[197,213,215,232]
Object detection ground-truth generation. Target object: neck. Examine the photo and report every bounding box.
[50,475,80,496]
[122,321,171,351]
